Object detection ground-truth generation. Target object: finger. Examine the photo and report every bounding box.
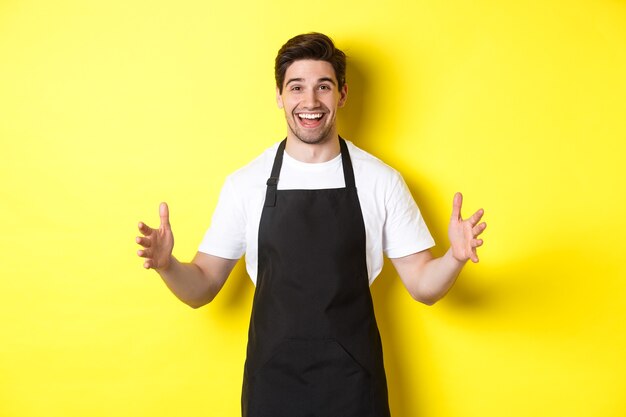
[468,208,484,227]
[138,222,154,236]
[471,251,480,263]
[135,236,152,248]
[451,192,463,220]
[137,248,151,258]
[160,202,170,228]
[472,222,487,236]
[143,259,152,269]
[471,239,484,248]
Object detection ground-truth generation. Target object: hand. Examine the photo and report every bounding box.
[448,192,486,263]
[136,202,175,270]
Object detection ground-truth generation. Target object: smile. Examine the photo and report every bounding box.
[297,113,324,120]
[296,112,325,128]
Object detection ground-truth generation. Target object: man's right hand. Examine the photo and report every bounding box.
[136,202,174,271]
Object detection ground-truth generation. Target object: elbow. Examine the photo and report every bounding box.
[420,297,438,306]
[182,285,218,309]
[187,301,204,309]
[410,289,439,306]
[186,300,209,309]
[183,295,213,309]
[415,294,438,306]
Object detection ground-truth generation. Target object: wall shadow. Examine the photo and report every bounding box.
[337,42,436,416]
[334,43,490,415]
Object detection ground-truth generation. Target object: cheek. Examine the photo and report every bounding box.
[285,100,299,113]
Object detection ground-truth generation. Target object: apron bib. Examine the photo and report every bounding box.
[242,138,391,417]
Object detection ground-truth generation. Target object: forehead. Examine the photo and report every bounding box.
[284,59,337,84]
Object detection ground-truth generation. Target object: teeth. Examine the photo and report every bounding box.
[298,113,323,120]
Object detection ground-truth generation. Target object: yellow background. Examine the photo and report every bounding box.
[1,0,625,416]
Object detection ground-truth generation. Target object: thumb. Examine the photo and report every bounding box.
[451,192,463,220]
[159,202,170,228]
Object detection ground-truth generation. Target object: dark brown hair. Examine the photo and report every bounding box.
[275,32,346,93]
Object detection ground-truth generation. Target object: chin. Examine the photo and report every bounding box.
[296,135,329,145]
[290,126,334,145]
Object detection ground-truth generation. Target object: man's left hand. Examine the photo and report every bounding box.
[448,192,486,263]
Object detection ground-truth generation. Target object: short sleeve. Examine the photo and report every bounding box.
[197,175,246,259]
[383,173,435,258]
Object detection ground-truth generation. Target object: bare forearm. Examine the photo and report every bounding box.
[414,249,466,305]
[156,256,216,308]
[392,193,486,305]
[136,204,237,307]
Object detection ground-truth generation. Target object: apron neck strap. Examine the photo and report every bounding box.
[338,137,356,188]
[265,137,355,207]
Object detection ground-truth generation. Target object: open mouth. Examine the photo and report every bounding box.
[296,112,325,128]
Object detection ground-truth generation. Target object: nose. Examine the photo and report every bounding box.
[302,88,320,109]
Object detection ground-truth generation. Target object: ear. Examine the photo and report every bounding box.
[338,83,348,108]
[276,87,284,109]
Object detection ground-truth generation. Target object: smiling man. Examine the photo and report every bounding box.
[136,33,486,417]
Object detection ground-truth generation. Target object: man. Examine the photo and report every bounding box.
[136,33,486,417]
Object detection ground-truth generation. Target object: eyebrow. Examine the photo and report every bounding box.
[285,77,337,86]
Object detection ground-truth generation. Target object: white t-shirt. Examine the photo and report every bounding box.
[198,140,435,286]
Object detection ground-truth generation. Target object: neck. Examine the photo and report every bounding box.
[284,134,341,163]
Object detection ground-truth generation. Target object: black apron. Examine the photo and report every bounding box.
[242,138,391,417]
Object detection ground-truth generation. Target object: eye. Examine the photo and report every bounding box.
[319,85,331,90]
[290,85,301,91]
